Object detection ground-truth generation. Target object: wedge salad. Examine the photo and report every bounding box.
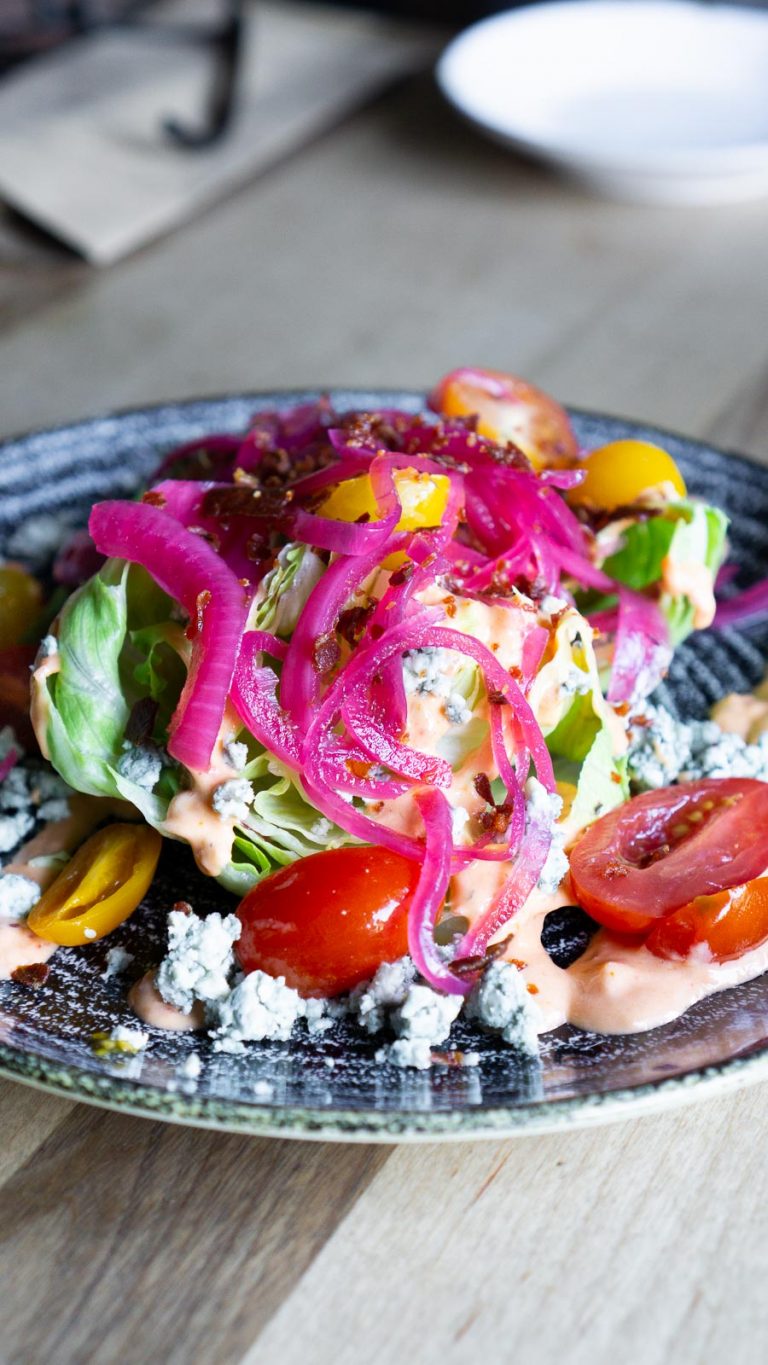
[4,367,768,1069]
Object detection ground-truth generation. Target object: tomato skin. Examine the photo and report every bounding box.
[647,878,768,964]
[430,367,578,470]
[569,779,768,936]
[27,823,162,946]
[236,847,419,997]
[566,440,687,511]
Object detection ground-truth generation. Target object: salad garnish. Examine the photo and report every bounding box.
[4,367,768,1069]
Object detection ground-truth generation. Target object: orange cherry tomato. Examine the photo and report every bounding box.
[0,565,42,649]
[430,367,579,470]
[647,877,768,964]
[569,779,768,936]
[236,846,420,997]
[566,439,686,512]
[27,823,162,946]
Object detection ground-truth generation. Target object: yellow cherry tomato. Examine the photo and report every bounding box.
[27,823,162,946]
[0,564,43,648]
[319,467,451,533]
[430,367,579,470]
[567,440,687,512]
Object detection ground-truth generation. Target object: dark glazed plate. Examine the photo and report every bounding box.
[3,390,768,1142]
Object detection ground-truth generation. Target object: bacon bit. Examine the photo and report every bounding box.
[526,982,540,996]
[487,688,508,706]
[370,800,385,814]
[604,860,630,880]
[389,561,415,587]
[201,485,288,520]
[173,900,194,914]
[487,439,533,473]
[312,632,341,675]
[337,605,373,646]
[629,712,651,728]
[186,589,211,640]
[473,772,515,835]
[188,525,221,552]
[142,490,167,508]
[452,936,514,979]
[430,1049,479,1069]
[614,701,630,716]
[479,804,514,836]
[610,771,622,784]
[345,758,371,779]
[238,577,251,590]
[508,664,523,682]
[126,695,159,746]
[442,595,457,618]
[12,963,50,987]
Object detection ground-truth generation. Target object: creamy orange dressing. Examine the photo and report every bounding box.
[446,860,767,1036]
[0,923,56,976]
[712,692,768,743]
[0,795,135,978]
[163,703,244,877]
[128,970,204,1032]
[661,557,716,630]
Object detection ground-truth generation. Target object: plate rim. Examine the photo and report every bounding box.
[3,388,768,1142]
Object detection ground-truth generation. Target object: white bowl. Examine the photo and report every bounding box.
[437,1,768,203]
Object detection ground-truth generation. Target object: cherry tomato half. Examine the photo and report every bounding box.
[27,822,162,946]
[569,779,768,935]
[236,846,420,997]
[430,367,579,470]
[566,439,687,512]
[647,877,768,964]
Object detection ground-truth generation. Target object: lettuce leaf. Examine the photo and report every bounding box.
[601,499,728,644]
[42,556,355,894]
[43,560,184,824]
[557,727,628,837]
[252,541,325,637]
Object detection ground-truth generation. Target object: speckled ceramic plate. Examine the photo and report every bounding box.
[3,391,768,1142]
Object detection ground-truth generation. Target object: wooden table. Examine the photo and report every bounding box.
[2,65,768,1365]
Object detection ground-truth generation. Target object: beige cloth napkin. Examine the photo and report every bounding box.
[0,1,438,265]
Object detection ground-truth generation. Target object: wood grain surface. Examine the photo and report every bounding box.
[1,62,768,1365]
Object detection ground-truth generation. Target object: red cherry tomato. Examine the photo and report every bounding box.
[235,846,420,997]
[569,779,768,935]
[647,877,768,964]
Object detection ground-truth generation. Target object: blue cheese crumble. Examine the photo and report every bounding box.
[211,970,306,1052]
[212,778,254,822]
[223,740,248,771]
[116,743,163,792]
[109,1024,149,1053]
[0,873,40,921]
[627,702,768,788]
[102,946,134,979]
[403,647,453,698]
[467,961,540,1055]
[444,691,473,725]
[525,778,567,893]
[156,910,241,1013]
[0,811,35,856]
